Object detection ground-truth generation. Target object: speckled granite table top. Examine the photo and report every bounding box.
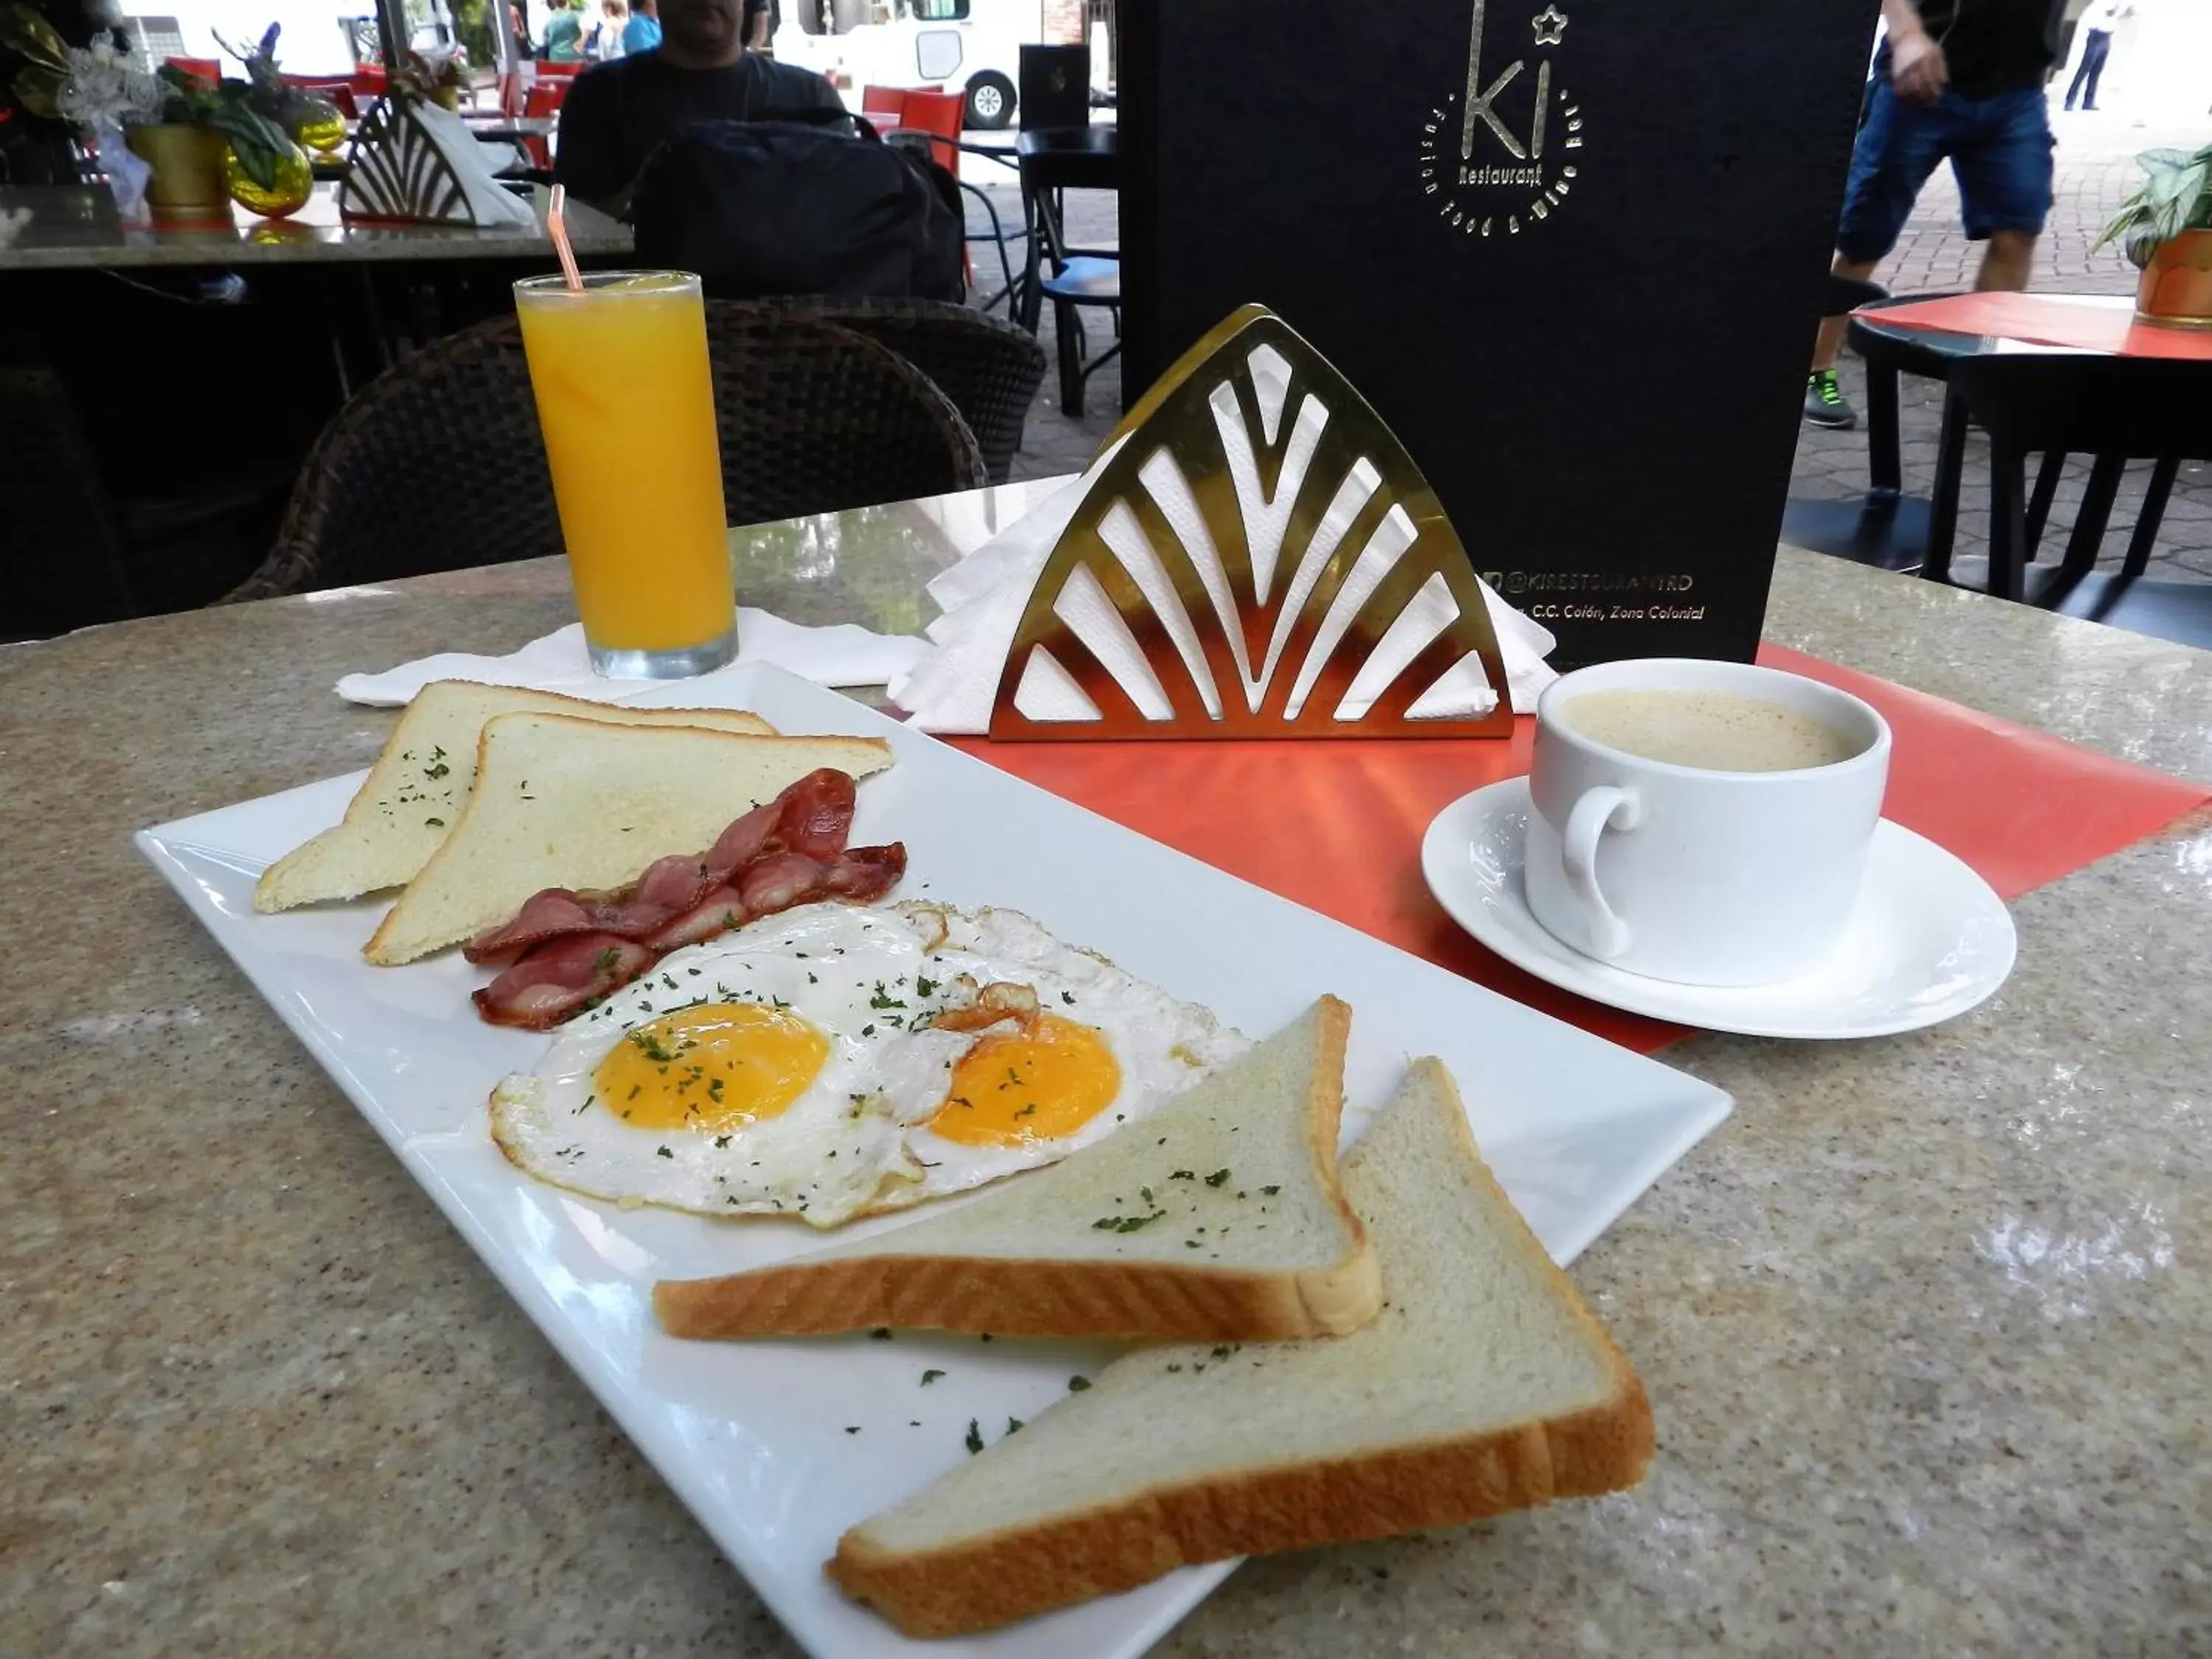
[4,511,2208,1657]
[0,183,630,271]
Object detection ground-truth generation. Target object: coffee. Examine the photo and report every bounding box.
[1561,688,1860,773]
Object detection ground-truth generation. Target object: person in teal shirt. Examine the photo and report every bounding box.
[542,0,585,60]
[622,0,662,54]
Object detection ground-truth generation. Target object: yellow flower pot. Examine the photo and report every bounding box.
[226,142,316,220]
[2135,229,2212,330]
[125,124,232,226]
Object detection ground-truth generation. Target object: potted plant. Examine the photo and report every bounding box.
[2095,141,2212,330]
[131,61,307,222]
[222,21,346,153]
[394,45,470,113]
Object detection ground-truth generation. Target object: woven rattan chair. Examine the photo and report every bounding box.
[772,296,1046,484]
[229,302,987,602]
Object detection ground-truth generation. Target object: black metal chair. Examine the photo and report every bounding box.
[1779,282,1979,575]
[1939,353,2212,646]
[229,302,987,602]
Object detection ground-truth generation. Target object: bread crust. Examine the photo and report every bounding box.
[253,683,772,914]
[652,997,1380,1342]
[824,1057,1655,1638]
[363,713,891,964]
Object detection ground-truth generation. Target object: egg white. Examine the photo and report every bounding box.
[489,900,1249,1226]
[490,904,976,1226]
[880,904,1250,1207]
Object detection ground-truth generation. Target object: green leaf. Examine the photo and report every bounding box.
[205,102,290,189]
[10,60,62,119]
[2135,147,2198,173]
[0,4,69,70]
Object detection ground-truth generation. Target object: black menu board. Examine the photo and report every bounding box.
[1117,0,1880,668]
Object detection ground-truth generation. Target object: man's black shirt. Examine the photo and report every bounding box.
[1900,0,2065,99]
[552,50,844,210]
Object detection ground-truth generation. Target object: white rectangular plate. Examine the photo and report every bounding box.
[138,664,1731,1659]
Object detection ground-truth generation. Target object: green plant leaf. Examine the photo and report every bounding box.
[2135,148,2198,173]
[10,60,63,118]
[205,100,290,188]
[0,4,70,70]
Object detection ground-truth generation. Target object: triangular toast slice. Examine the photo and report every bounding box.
[828,1057,1655,1638]
[254,680,776,913]
[363,712,892,964]
[653,998,1381,1344]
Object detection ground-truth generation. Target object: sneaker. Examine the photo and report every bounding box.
[1804,369,1857,430]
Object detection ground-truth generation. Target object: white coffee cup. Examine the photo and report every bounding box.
[1522,659,1892,987]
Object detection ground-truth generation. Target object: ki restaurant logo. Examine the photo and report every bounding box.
[1418,0,1584,239]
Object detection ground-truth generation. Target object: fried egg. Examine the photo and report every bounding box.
[883,905,1248,1207]
[490,901,1247,1226]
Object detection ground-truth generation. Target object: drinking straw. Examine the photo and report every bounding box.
[547,184,584,292]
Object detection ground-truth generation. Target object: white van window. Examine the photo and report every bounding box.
[911,0,969,18]
[915,25,963,77]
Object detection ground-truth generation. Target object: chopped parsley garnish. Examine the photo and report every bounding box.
[423,816,444,827]
[713,1134,731,1149]
[1204,1169,1231,1187]
[1068,1375,1091,1392]
[869,1327,891,1340]
[914,976,936,998]
[1060,991,1076,1005]
[593,947,621,975]
[1261,1184,1281,1196]
[1169,1169,1194,1180]
[964,1419,984,1454]
[1005,1416,1023,1435]
[844,1426,860,1435]
[921,1369,945,1386]
[655,1145,672,1159]
[627,1029,680,1063]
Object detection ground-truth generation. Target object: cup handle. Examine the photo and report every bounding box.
[1560,785,1641,961]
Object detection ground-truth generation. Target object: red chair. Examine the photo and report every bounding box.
[877,86,1026,313]
[860,85,906,128]
[164,55,221,86]
[534,60,586,77]
[519,77,568,171]
[347,67,388,101]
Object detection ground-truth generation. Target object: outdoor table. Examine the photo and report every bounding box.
[0,181,627,274]
[4,481,2208,1654]
[1013,124,1118,334]
[1790,293,2211,579]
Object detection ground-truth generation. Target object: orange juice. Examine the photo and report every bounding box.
[514,271,736,675]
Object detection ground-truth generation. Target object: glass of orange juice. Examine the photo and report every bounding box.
[514,271,737,678]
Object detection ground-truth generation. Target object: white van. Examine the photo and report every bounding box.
[773,0,1100,131]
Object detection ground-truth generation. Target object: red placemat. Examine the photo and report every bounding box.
[950,645,2210,1052]
[1863,292,2212,361]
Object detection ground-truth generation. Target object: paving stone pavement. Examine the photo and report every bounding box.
[995,103,2212,599]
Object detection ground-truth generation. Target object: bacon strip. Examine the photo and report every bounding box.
[465,768,905,1030]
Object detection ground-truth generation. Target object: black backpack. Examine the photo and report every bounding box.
[630,114,965,303]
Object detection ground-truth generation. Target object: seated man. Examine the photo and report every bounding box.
[553,0,843,213]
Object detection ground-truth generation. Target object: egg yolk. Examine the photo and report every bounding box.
[932,1015,1121,1146]
[591,1003,830,1133]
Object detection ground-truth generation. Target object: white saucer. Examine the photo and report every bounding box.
[1421,778,2017,1040]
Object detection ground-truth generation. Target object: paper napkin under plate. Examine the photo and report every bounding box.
[337,613,931,707]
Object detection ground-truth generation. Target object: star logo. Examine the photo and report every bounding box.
[1531,5,1568,46]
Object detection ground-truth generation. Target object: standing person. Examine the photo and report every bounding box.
[623,0,662,55]
[1805,0,2063,430]
[542,0,585,60]
[588,0,631,58]
[2065,0,2129,111]
[552,0,844,212]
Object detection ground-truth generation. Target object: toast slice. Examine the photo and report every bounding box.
[253,681,776,914]
[829,1058,1655,1638]
[364,712,893,964]
[654,997,1380,1343]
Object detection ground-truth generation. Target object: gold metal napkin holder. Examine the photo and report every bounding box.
[990,305,1513,741]
[338,94,478,226]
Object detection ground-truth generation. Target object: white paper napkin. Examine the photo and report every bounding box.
[888,465,1558,734]
[337,613,932,707]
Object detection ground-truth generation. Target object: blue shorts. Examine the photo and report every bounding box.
[1835,80,2055,263]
